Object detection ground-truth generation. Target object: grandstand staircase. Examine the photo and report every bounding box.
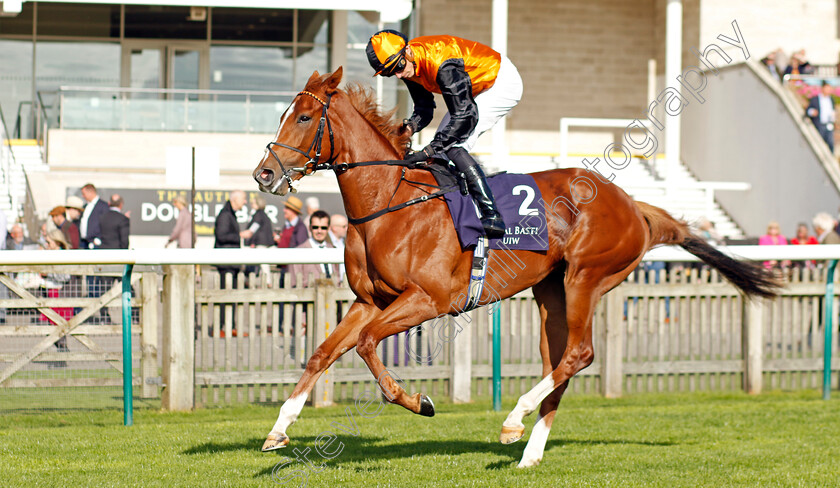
[487,154,746,240]
[616,157,745,239]
[0,140,47,225]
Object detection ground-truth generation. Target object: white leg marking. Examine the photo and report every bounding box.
[504,375,555,428]
[518,415,552,468]
[270,394,306,434]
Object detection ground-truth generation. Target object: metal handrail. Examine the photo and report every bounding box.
[58,86,297,97]
[0,104,16,217]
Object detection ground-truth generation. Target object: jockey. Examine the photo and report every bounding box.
[366,30,523,239]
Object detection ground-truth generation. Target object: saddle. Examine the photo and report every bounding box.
[423,160,549,252]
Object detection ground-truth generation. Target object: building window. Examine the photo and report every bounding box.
[124,5,207,40]
[211,8,293,43]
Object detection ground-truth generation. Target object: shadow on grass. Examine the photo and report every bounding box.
[209,435,680,478]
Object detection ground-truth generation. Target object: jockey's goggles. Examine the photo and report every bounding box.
[367,29,409,77]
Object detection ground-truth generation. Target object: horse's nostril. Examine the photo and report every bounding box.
[260,169,274,182]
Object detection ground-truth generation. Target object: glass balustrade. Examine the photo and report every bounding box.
[56,87,295,133]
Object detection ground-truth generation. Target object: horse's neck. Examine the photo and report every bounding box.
[336,115,406,223]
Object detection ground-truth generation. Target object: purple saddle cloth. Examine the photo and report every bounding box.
[434,171,549,251]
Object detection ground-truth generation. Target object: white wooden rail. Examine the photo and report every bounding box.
[2,244,840,265]
[3,245,840,409]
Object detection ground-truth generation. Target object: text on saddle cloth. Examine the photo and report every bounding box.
[435,172,550,251]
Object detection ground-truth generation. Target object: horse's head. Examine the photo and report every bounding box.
[253,67,344,195]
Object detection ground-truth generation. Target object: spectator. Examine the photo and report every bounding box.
[791,222,819,271]
[806,81,836,153]
[275,196,308,249]
[760,51,783,82]
[791,222,818,246]
[240,193,274,276]
[5,223,34,250]
[303,196,320,234]
[64,196,84,228]
[167,195,192,248]
[793,49,814,75]
[813,212,840,244]
[39,229,73,365]
[697,217,724,246]
[289,210,341,288]
[329,214,348,248]
[214,190,246,331]
[79,183,109,250]
[99,195,130,250]
[759,220,788,271]
[49,206,80,249]
[784,56,802,77]
[241,194,274,248]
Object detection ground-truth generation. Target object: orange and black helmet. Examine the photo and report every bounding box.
[366,29,409,77]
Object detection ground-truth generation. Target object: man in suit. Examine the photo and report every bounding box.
[79,183,110,249]
[214,190,247,332]
[289,210,341,288]
[807,81,836,152]
[99,195,130,250]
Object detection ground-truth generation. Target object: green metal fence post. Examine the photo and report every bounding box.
[122,264,134,425]
[824,260,837,401]
[493,305,501,412]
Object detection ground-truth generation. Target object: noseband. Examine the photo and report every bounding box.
[264,90,335,192]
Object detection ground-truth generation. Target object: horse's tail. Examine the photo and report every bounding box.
[635,201,780,299]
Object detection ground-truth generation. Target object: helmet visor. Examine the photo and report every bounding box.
[375,51,407,77]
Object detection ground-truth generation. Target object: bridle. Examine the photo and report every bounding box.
[262,88,460,225]
[264,90,336,193]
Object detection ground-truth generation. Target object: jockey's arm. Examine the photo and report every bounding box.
[404,80,435,133]
[429,59,478,154]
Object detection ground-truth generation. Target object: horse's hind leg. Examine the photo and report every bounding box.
[262,300,380,451]
[515,276,571,467]
[501,260,633,446]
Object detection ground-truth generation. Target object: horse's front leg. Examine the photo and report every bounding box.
[262,300,380,451]
[355,286,439,416]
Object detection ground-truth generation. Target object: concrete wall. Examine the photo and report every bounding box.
[680,62,840,237]
[699,0,840,65]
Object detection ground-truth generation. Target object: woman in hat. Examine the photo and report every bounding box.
[276,195,308,249]
[64,195,85,231]
[366,30,523,238]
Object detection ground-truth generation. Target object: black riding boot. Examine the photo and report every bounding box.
[447,147,506,238]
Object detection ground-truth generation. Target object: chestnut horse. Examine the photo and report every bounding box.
[253,68,778,468]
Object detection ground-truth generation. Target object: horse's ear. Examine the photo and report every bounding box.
[324,67,343,92]
[305,70,321,88]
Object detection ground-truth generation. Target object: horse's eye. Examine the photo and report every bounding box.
[297,115,311,123]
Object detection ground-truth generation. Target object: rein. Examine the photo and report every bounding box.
[265,90,459,225]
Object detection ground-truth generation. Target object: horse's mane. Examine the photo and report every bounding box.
[343,84,412,155]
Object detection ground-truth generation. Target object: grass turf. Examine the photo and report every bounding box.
[1,390,838,487]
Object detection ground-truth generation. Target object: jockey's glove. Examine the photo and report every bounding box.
[399,119,417,136]
[404,145,434,163]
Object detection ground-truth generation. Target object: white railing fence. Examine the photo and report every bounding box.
[1,246,839,412]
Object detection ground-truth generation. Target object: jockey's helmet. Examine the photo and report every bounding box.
[366,30,409,77]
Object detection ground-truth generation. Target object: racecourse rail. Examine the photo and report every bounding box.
[2,245,840,425]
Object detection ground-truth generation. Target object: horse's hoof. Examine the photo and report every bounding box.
[500,425,525,444]
[261,433,290,452]
[418,395,435,417]
[517,457,542,468]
